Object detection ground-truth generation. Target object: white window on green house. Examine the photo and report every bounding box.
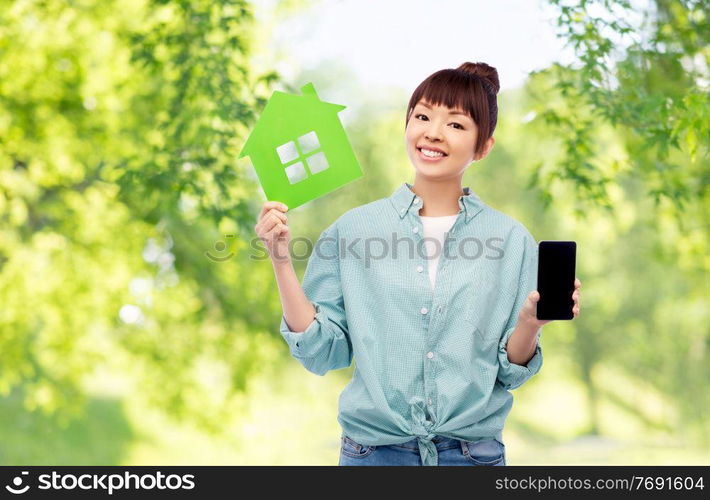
[276,131,330,184]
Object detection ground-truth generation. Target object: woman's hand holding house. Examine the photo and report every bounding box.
[255,201,291,264]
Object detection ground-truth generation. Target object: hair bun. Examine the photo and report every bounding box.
[456,62,500,94]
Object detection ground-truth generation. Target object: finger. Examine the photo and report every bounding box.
[265,208,287,225]
[264,213,285,231]
[258,202,287,223]
[277,223,290,238]
[575,278,581,288]
[259,201,289,220]
[263,222,285,242]
[260,201,288,218]
[520,293,537,317]
[257,214,280,236]
[268,212,286,230]
[274,223,290,242]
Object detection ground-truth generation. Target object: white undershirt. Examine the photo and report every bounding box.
[420,214,459,290]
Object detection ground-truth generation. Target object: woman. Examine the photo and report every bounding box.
[254,62,582,466]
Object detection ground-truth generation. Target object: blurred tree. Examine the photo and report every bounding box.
[531,0,708,226]
[0,0,288,430]
[522,0,709,443]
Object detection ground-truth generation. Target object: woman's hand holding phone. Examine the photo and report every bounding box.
[519,278,582,329]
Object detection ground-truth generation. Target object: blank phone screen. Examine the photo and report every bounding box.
[537,241,576,320]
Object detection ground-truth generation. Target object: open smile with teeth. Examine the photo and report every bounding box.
[418,147,447,158]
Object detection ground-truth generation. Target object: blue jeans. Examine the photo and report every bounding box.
[338,434,507,466]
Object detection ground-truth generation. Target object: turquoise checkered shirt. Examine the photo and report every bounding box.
[280,182,543,465]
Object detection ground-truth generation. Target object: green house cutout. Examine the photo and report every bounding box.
[238,82,363,210]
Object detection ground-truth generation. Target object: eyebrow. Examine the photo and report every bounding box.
[417,102,470,118]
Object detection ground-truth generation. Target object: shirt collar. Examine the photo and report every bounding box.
[389,181,485,223]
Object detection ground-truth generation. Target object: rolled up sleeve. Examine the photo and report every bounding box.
[496,229,544,391]
[279,223,353,376]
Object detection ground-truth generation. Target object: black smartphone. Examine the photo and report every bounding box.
[536,241,576,320]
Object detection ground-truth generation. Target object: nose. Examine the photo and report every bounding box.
[425,121,444,142]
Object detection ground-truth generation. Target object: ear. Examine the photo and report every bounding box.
[473,136,495,161]
[485,136,495,155]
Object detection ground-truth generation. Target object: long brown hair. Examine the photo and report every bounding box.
[405,62,500,156]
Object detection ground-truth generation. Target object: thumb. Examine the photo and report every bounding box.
[520,291,538,318]
[529,291,540,302]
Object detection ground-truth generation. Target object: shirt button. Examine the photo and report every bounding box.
[437,305,442,313]
[413,198,420,204]
[420,307,428,315]
[412,227,419,233]
[426,351,434,359]
[416,265,424,273]
[427,398,433,406]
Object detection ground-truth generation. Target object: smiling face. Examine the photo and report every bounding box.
[405,99,487,180]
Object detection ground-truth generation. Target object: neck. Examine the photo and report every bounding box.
[410,176,464,216]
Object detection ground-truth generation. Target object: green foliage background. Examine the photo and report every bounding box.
[0,0,707,464]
